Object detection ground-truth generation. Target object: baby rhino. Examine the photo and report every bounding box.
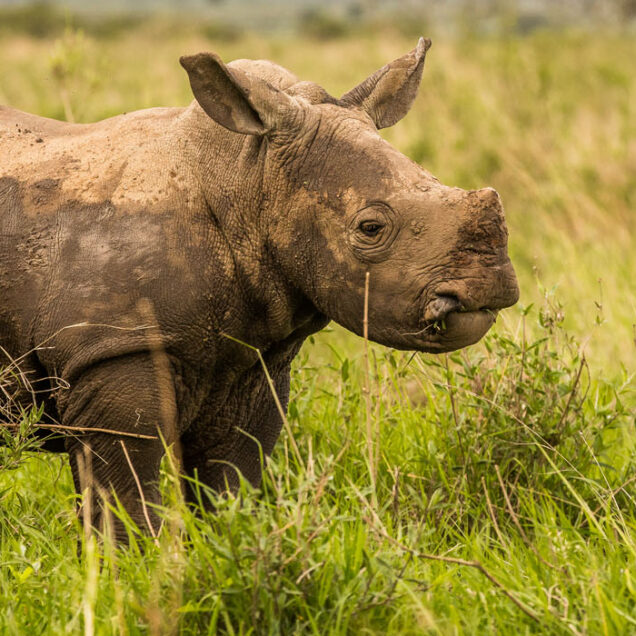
[0,39,518,540]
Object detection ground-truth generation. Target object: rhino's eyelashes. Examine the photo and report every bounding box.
[347,202,399,262]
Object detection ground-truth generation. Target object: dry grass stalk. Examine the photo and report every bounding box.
[136,298,182,469]
[362,271,377,500]
[0,420,158,440]
[120,440,158,541]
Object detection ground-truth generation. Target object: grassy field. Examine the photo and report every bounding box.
[1,18,635,635]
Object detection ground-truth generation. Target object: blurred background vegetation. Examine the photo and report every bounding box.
[1,0,636,38]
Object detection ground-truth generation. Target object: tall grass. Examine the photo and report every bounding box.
[1,299,634,633]
[0,23,634,634]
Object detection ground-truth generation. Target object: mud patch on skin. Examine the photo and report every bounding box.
[16,224,56,270]
[0,177,45,350]
[2,105,190,216]
[30,178,61,203]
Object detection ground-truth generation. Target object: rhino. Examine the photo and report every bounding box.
[0,39,518,540]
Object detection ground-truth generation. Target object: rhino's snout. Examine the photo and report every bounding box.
[421,293,501,336]
[427,259,520,318]
[419,259,519,346]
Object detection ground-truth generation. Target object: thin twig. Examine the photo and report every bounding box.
[556,355,585,431]
[219,332,305,470]
[76,445,93,544]
[591,474,636,517]
[136,298,182,470]
[312,439,350,506]
[0,420,157,440]
[281,517,334,568]
[481,476,507,547]
[1,321,156,372]
[518,312,527,386]
[444,354,467,467]
[495,465,557,570]
[0,344,37,403]
[391,466,400,522]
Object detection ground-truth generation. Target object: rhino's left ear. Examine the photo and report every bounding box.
[340,37,431,129]
[180,52,297,135]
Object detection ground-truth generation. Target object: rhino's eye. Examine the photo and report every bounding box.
[359,220,384,237]
[347,202,399,263]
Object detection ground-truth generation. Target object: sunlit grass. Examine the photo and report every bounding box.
[1,301,634,633]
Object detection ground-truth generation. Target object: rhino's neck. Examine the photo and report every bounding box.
[176,103,322,349]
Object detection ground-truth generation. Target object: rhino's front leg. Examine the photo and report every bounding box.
[58,353,174,542]
[180,358,293,504]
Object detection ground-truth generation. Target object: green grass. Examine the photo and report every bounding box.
[1,22,635,635]
[2,303,635,633]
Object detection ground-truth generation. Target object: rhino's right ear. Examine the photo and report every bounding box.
[180,52,296,135]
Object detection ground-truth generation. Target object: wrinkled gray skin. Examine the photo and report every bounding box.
[0,39,518,540]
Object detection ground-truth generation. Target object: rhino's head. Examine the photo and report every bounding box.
[181,39,519,352]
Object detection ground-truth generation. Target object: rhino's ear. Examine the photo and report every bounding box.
[180,52,296,135]
[340,37,431,129]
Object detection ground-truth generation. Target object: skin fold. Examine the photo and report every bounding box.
[0,39,519,540]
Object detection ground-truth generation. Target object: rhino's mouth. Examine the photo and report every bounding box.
[365,294,499,353]
[403,294,498,352]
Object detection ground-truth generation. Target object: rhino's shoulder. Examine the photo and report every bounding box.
[0,105,88,142]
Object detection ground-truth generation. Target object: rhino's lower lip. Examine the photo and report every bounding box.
[398,309,497,352]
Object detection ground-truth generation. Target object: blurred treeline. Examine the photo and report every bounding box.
[1,0,636,41]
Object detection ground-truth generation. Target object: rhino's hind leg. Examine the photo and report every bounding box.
[180,424,272,507]
[58,353,173,542]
